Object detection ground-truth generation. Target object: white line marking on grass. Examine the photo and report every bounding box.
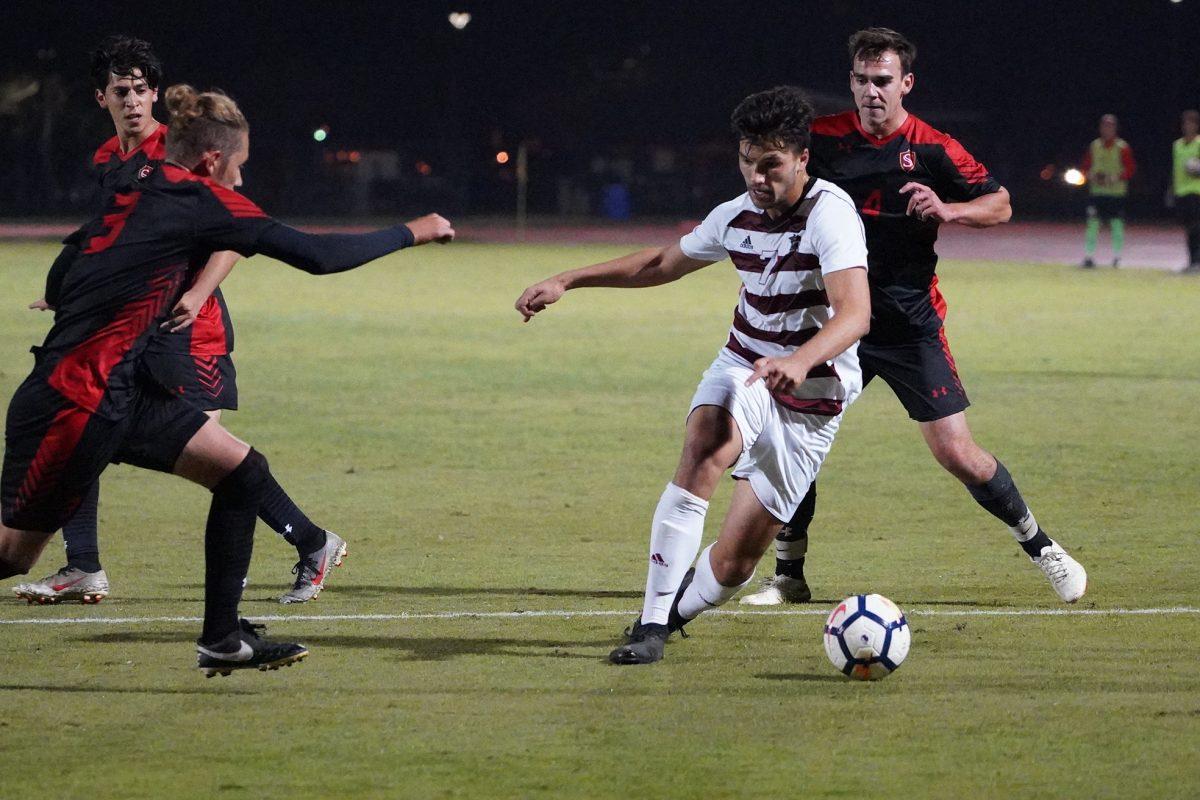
[1,606,1198,626]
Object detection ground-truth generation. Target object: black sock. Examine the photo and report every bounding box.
[256,473,325,555]
[775,482,816,580]
[201,449,269,645]
[62,481,102,573]
[965,460,1053,558]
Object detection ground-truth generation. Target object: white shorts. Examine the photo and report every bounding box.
[688,349,859,521]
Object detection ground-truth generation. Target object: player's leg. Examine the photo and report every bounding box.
[1082,202,1099,268]
[919,412,1086,602]
[1108,200,1125,267]
[739,481,814,605]
[1183,195,1200,270]
[11,480,110,604]
[0,526,53,580]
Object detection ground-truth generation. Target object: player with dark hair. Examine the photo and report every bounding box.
[517,86,871,664]
[0,84,455,675]
[741,28,1087,607]
[15,36,344,606]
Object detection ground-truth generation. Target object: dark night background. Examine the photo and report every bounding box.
[1,0,1197,221]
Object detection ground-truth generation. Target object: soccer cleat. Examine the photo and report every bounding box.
[1032,541,1087,603]
[609,568,695,665]
[1111,258,1120,268]
[279,531,347,604]
[12,565,110,604]
[1079,258,1095,269]
[196,618,308,677]
[608,622,669,665]
[739,574,812,605]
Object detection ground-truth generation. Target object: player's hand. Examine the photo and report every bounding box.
[162,290,206,333]
[515,277,567,322]
[900,182,954,223]
[744,354,814,394]
[28,298,52,311]
[407,213,455,245]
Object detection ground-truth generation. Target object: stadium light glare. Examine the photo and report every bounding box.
[495,151,510,164]
[448,12,471,29]
[1063,168,1086,186]
[312,127,328,143]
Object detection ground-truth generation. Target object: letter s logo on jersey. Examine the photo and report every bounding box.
[899,150,916,172]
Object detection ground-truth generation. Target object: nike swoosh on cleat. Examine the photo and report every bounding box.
[50,576,86,592]
[197,639,255,662]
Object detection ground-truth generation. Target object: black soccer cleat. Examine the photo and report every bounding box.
[608,621,669,665]
[196,618,309,677]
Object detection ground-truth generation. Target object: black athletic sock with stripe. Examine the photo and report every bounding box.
[63,480,102,573]
[966,460,1053,558]
[256,474,326,556]
[201,449,268,645]
[775,482,816,580]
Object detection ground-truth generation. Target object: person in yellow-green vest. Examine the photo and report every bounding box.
[1080,114,1136,268]
[1172,109,1200,274]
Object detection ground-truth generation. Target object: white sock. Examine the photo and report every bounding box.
[1009,511,1039,542]
[640,483,707,625]
[677,543,754,621]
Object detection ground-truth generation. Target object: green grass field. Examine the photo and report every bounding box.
[1,241,1198,799]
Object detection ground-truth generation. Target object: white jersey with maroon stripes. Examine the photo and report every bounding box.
[679,177,868,416]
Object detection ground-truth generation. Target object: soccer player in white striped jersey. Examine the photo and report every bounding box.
[515,86,871,664]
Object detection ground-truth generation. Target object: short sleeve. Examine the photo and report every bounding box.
[933,136,1002,202]
[679,205,729,262]
[193,182,276,256]
[808,192,868,276]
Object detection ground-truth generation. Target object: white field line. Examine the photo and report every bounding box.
[0,606,1198,626]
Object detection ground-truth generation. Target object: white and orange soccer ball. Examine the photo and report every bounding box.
[823,594,911,680]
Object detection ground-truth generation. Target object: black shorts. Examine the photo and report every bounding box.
[859,330,970,422]
[1086,196,1126,221]
[1,374,208,532]
[141,351,238,412]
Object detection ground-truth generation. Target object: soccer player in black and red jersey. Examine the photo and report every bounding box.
[0,84,454,674]
[15,36,345,606]
[741,28,1088,606]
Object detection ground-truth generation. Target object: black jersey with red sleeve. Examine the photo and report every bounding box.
[37,162,414,422]
[49,124,235,357]
[809,111,1003,344]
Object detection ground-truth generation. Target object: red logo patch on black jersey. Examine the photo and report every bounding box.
[138,164,154,180]
[899,150,916,172]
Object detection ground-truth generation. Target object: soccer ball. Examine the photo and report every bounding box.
[1187,157,1200,178]
[823,594,911,680]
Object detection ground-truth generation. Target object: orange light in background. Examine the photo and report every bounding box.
[349,150,361,163]
[1063,168,1086,186]
[495,151,510,164]
[416,161,433,176]
[1039,164,1055,181]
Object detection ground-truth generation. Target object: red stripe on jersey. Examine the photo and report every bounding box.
[91,125,167,165]
[731,308,820,348]
[12,405,92,520]
[729,250,768,273]
[728,210,809,233]
[723,334,838,379]
[160,164,267,218]
[742,288,828,315]
[906,116,990,185]
[773,252,821,272]
[929,275,964,394]
[812,111,858,138]
[772,395,844,417]
[48,269,183,413]
[190,296,230,357]
[83,191,142,254]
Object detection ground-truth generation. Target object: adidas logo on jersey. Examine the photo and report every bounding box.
[739,235,753,250]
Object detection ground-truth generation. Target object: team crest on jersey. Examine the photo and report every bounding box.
[138,164,155,180]
[899,150,916,172]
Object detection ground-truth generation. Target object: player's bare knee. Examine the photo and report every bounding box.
[710,551,755,586]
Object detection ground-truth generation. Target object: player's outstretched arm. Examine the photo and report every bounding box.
[746,266,871,393]
[162,250,240,332]
[253,213,455,276]
[514,243,710,321]
[900,183,1012,228]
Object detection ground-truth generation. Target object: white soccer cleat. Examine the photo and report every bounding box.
[12,565,110,604]
[279,531,347,604]
[1032,542,1087,603]
[739,575,812,606]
